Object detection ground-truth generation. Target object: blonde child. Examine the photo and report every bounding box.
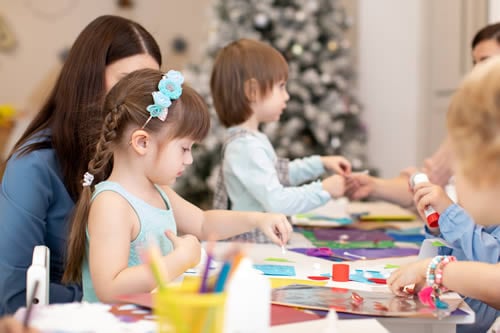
[62,69,291,303]
[388,57,500,332]
[210,39,349,223]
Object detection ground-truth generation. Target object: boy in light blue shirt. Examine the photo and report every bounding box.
[211,39,350,220]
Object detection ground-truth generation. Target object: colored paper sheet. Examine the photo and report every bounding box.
[269,278,327,289]
[253,264,296,276]
[271,304,321,326]
[290,247,419,261]
[297,229,395,249]
[313,228,394,242]
[264,257,295,263]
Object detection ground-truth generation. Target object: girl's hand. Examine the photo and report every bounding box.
[413,182,453,219]
[321,156,352,176]
[255,213,292,246]
[165,231,201,268]
[345,173,375,200]
[0,317,39,333]
[387,259,430,296]
[322,174,345,198]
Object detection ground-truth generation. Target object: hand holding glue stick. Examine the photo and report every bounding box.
[410,173,453,229]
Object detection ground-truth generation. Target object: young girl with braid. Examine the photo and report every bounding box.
[62,68,291,303]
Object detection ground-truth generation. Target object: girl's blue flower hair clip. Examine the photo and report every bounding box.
[143,70,184,128]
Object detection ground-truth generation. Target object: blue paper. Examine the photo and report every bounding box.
[253,264,296,276]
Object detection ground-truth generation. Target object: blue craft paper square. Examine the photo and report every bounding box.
[253,264,296,276]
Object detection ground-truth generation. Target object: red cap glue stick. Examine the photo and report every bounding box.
[409,172,440,228]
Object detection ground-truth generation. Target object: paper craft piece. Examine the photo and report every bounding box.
[291,247,419,261]
[385,231,425,244]
[271,284,463,318]
[270,277,327,289]
[14,302,156,332]
[314,228,393,242]
[116,293,153,308]
[348,201,416,221]
[418,238,452,259]
[264,257,295,263]
[291,199,353,227]
[313,228,394,242]
[384,264,400,269]
[297,229,395,249]
[271,304,321,326]
[253,264,296,276]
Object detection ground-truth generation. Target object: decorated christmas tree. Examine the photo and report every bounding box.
[176,0,367,208]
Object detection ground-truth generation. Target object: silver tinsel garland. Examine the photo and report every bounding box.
[176,0,368,207]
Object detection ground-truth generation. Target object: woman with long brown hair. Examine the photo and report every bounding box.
[0,15,162,314]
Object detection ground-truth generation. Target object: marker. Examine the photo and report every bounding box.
[214,261,231,292]
[199,251,213,293]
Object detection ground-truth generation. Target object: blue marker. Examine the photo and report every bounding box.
[214,261,232,292]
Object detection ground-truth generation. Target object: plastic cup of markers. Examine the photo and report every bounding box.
[154,280,227,333]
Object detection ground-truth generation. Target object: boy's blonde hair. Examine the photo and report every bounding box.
[210,39,288,127]
[448,56,500,187]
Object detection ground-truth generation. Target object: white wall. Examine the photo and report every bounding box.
[358,0,423,177]
[489,0,500,22]
[0,0,210,112]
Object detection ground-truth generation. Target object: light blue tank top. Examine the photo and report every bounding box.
[82,181,177,302]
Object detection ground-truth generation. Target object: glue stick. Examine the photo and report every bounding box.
[410,172,439,228]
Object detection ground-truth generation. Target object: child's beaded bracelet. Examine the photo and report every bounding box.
[419,255,456,309]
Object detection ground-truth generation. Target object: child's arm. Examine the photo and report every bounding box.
[224,143,332,214]
[88,192,200,303]
[162,187,292,244]
[288,155,351,185]
[288,155,326,185]
[435,261,500,309]
[388,258,500,309]
[432,204,500,263]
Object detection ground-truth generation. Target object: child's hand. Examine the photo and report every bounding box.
[344,172,375,200]
[413,182,453,219]
[0,317,39,333]
[387,258,430,296]
[321,156,352,176]
[165,231,201,268]
[322,174,345,198]
[255,213,292,246]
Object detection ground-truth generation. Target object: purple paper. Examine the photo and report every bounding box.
[290,247,419,260]
[313,228,394,242]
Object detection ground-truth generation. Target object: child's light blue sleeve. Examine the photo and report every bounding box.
[224,139,331,215]
[288,155,325,185]
[427,204,500,263]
